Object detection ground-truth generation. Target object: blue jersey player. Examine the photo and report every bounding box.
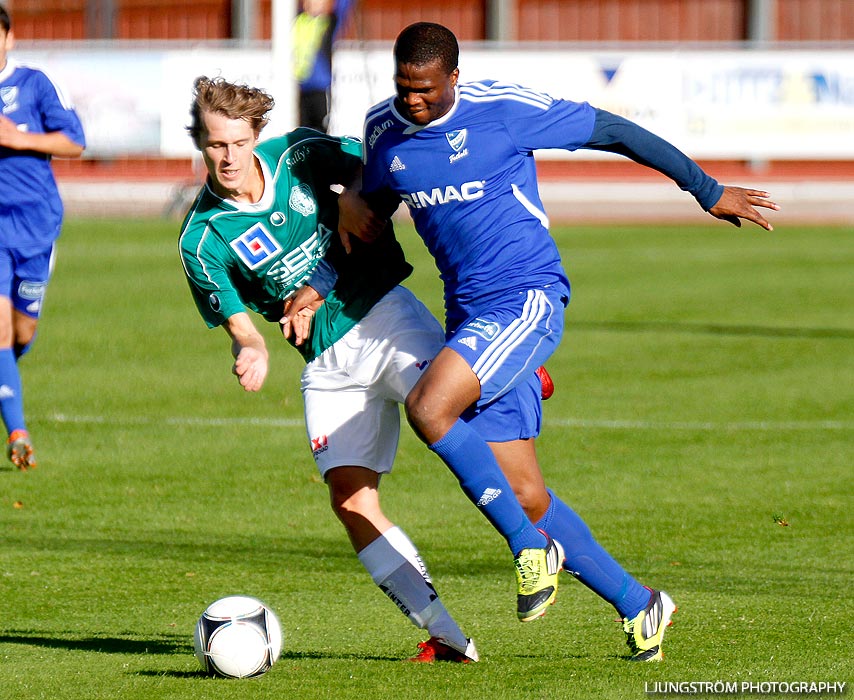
[345,22,779,661]
[0,5,86,470]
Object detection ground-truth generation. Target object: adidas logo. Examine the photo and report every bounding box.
[389,155,406,172]
[457,336,477,351]
[0,384,15,399]
[477,487,501,507]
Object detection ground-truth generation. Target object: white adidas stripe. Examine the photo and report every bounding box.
[473,290,554,390]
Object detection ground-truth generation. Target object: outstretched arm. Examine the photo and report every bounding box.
[223,312,269,392]
[583,109,779,230]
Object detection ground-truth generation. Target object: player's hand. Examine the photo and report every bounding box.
[281,285,324,346]
[709,186,780,231]
[0,115,25,150]
[338,188,384,253]
[232,346,269,392]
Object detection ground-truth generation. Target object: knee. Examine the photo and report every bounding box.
[512,481,551,524]
[15,326,37,348]
[404,386,434,438]
[12,315,38,349]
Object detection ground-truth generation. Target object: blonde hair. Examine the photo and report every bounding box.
[187,76,275,147]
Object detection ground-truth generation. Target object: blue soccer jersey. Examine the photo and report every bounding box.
[0,58,86,248]
[362,80,595,331]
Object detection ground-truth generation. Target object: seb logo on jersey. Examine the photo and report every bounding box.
[230,223,282,270]
[231,222,332,294]
[267,225,332,293]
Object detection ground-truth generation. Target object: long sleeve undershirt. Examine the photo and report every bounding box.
[583,108,724,211]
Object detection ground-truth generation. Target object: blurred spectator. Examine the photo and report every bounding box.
[292,0,353,132]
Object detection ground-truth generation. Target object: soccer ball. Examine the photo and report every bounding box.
[193,595,283,678]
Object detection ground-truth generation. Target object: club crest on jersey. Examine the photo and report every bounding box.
[446,129,469,164]
[289,184,316,217]
[0,86,19,114]
[446,129,467,151]
[464,318,500,341]
[230,223,283,270]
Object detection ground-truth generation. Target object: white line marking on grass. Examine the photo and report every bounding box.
[46,413,851,431]
[48,413,304,428]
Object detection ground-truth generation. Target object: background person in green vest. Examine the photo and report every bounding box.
[292,0,353,132]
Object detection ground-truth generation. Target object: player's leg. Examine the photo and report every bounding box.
[486,437,550,522]
[482,399,675,660]
[405,288,564,620]
[489,438,651,615]
[13,307,38,359]
[302,296,475,660]
[0,295,27,446]
[0,245,45,469]
[325,466,475,661]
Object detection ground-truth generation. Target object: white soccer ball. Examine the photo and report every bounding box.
[193,595,283,678]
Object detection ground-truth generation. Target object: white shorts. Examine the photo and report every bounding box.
[301,286,444,478]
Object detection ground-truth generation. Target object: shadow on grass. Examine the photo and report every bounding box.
[0,632,190,655]
[0,634,405,665]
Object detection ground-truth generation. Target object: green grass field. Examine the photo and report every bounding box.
[1,218,851,699]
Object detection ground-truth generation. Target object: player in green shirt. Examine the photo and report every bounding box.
[179,76,477,663]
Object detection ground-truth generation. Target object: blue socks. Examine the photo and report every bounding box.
[429,419,547,556]
[0,348,26,435]
[429,421,650,619]
[535,489,650,619]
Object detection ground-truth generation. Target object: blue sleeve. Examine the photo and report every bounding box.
[305,258,337,299]
[583,108,723,211]
[37,71,86,147]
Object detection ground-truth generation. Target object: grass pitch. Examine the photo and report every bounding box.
[0,218,851,699]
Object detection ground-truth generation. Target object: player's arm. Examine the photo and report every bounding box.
[280,284,324,346]
[582,108,778,230]
[338,165,386,253]
[0,114,84,157]
[223,311,269,392]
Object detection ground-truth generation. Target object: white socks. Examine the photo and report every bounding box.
[357,526,469,652]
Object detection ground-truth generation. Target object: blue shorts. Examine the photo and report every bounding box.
[0,244,55,319]
[451,287,567,442]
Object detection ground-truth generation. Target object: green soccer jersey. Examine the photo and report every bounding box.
[179,128,412,361]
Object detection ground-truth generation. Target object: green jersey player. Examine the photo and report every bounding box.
[178,76,477,663]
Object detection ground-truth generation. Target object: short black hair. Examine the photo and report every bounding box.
[394,22,458,75]
[0,4,11,33]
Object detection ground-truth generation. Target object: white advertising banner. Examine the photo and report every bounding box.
[17,46,280,158]
[330,46,854,160]
[15,45,854,160]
